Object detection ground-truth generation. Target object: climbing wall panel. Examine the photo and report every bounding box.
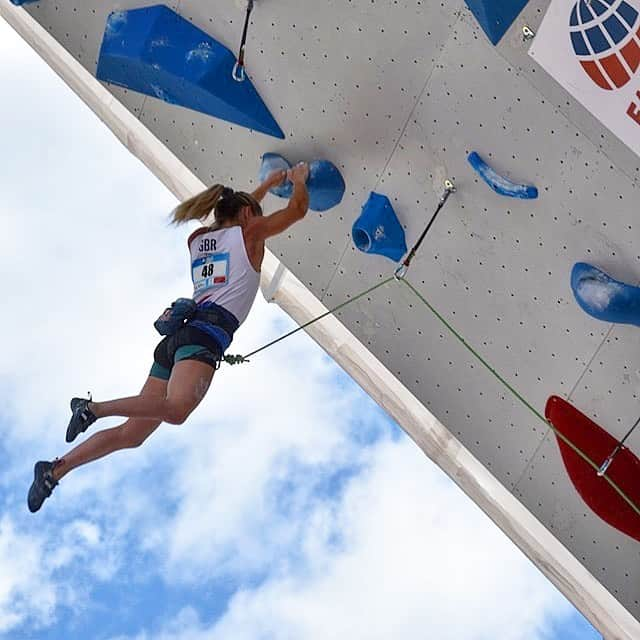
[4,0,639,633]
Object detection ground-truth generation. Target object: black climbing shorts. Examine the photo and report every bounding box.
[150,325,223,381]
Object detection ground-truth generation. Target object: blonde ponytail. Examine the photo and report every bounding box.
[171,185,226,225]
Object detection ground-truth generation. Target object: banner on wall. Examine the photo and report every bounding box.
[529,0,640,159]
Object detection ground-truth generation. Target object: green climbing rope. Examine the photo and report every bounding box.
[224,276,395,365]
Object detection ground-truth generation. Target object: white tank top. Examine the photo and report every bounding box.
[188,225,260,325]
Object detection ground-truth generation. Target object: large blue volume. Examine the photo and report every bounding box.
[96,5,284,139]
[571,262,640,327]
[352,192,407,262]
[464,0,530,45]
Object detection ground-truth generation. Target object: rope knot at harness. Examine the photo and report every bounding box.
[223,354,249,366]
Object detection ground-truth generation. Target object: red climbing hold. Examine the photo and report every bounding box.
[545,395,640,542]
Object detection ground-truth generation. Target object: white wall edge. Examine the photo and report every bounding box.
[1,3,635,637]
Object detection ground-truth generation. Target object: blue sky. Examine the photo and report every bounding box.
[0,15,603,640]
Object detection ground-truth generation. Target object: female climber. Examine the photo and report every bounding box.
[28,162,310,512]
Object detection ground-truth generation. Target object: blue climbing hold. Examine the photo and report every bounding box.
[352,193,407,263]
[464,0,530,45]
[258,156,345,211]
[307,160,346,212]
[96,5,284,139]
[9,0,39,4]
[259,153,293,198]
[468,151,538,200]
[571,262,640,327]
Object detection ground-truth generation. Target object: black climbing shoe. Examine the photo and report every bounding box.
[27,461,58,513]
[66,395,97,443]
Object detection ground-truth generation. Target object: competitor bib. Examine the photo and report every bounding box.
[192,252,230,294]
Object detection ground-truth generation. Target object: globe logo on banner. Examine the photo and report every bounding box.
[570,0,640,90]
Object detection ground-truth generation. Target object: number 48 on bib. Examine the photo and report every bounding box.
[192,252,230,293]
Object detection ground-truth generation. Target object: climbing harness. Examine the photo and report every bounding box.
[154,298,239,337]
[232,0,255,82]
[223,180,640,518]
[154,298,198,336]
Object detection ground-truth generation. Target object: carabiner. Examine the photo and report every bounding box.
[232,61,246,82]
[597,456,613,477]
[394,264,408,281]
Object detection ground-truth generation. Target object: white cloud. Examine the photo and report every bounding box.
[0,516,57,633]
[204,438,572,640]
[105,438,573,640]
[0,515,107,635]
